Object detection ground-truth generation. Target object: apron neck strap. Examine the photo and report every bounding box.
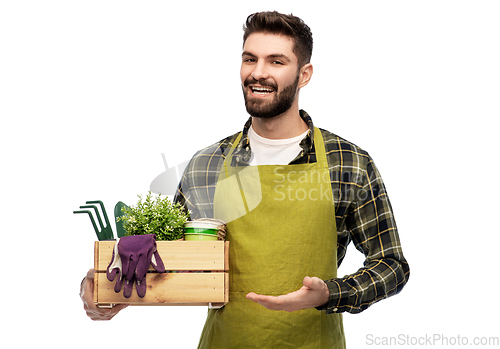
[224,126,327,171]
[312,127,327,164]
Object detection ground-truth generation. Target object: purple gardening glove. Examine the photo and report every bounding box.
[107,234,165,298]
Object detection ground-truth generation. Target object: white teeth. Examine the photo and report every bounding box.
[252,86,274,95]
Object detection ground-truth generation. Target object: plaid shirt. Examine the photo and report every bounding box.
[174,110,410,314]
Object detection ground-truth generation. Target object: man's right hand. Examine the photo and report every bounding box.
[80,269,129,321]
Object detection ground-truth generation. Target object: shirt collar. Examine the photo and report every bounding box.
[232,110,315,165]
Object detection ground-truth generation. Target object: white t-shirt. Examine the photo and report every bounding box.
[248,125,308,166]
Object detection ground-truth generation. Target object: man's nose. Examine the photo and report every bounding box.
[252,62,269,81]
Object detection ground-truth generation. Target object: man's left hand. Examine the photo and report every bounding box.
[246,276,329,312]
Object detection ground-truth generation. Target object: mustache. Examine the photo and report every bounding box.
[243,77,277,90]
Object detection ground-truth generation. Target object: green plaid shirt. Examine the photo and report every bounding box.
[174,110,410,314]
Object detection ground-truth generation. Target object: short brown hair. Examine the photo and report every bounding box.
[243,11,313,68]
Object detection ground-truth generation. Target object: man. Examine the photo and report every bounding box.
[81,11,409,348]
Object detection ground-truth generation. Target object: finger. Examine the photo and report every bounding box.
[81,271,94,301]
[246,292,270,305]
[82,271,110,316]
[83,274,95,299]
[89,304,129,318]
[246,292,259,301]
[302,276,313,288]
[86,307,111,319]
[303,276,325,291]
[86,304,129,321]
[246,292,279,303]
[246,293,288,310]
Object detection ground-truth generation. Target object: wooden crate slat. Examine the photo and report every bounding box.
[95,272,226,305]
[95,241,226,271]
[94,240,229,306]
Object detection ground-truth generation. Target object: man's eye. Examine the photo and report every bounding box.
[244,58,256,63]
[272,61,284,65]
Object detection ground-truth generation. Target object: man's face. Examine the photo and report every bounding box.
[241,33,300,118]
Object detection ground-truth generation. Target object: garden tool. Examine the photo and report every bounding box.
[114,201,129,238]
[107,234,165,298]
[73,200,114,240]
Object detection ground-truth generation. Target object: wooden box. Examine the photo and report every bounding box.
[94,240,229,307]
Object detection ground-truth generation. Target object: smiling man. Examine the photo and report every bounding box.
[241,31,311,137]
[241,33,306,122]
[80,11,409,349]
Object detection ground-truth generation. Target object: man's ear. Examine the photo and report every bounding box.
[298,63,313,89]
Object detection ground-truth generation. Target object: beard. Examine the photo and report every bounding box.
[242,75,299,119]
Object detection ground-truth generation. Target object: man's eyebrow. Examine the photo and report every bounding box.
[242,51,291,62]
[268,54,291,62]
[242,51,256,58]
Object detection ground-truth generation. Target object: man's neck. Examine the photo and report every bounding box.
[251,106,308,140]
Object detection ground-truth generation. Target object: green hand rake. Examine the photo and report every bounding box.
[73,200,129,240]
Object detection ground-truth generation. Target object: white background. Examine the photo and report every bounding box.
[2,1,499,348]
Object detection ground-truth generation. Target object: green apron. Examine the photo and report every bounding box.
[198,127,345,348]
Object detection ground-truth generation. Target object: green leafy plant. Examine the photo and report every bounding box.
[116,192,190,241]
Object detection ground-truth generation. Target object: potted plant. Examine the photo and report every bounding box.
[116,191,190,241]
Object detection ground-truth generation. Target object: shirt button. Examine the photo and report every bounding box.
[333,308,338,312]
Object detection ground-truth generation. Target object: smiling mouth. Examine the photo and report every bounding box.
[251,86,275,95]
